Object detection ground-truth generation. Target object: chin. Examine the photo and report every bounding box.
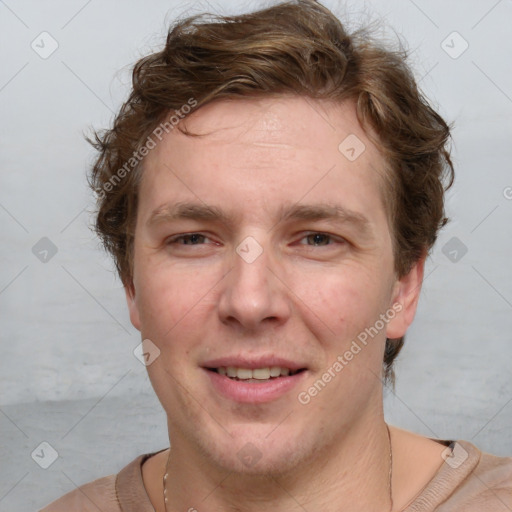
[201,427,316,476]
[221,445,307,476]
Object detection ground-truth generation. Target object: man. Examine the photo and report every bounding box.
[41,1,512,511]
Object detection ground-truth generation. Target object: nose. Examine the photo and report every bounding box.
[217,238,291,332]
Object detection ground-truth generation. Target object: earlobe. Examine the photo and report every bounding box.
[124,281,141,331]
[385,254,426,339]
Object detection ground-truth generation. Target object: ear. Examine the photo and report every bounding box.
[124,280,141,331]
[385,253,426,339]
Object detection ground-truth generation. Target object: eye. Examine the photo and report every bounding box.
[166,233,212,245]
[298,232,342,247]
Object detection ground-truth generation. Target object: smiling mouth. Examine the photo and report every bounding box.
[206,366,306,381]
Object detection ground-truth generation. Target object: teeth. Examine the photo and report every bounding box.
[252,368,270,380]
[237,368,253,379]
[215,366,297,380]
[270,366,282,377]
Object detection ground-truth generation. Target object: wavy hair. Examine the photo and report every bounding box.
[88,0,454,387]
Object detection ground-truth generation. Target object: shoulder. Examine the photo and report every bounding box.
[39,474,118,512]
[426,440,512,512]
[457,443,512,510]
[39,451,159,512]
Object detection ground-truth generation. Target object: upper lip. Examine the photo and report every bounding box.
[201,356,307,371]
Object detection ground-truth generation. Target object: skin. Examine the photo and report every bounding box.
[126,96,447,512]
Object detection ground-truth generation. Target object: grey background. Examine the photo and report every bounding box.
[1,0,511,510]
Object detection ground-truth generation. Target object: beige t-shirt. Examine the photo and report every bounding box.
[40,440,512,511]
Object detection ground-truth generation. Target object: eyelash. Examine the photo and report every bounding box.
[167,233,215,246]
[298,233,341,247]
[166,232,345,248]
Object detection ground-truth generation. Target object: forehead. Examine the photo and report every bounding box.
[166,95,377,155]
[139,95,389,231]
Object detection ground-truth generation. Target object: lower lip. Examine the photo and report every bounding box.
[203,368,307,404]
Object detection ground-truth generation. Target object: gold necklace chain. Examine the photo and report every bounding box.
[386,422,394,512]
[163,423,393,512]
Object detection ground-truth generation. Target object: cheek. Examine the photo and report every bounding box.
[134,261,219,342]
[290,263,391,346]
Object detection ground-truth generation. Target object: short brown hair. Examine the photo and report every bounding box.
[88,0,454,387]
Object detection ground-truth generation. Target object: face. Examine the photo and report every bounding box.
[126,96,423,475]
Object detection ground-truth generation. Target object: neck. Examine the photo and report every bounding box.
[163,413,393,512]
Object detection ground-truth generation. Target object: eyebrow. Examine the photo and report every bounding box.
[147,202,230,226]
[146,201,373,237]
[279,203,371,231]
